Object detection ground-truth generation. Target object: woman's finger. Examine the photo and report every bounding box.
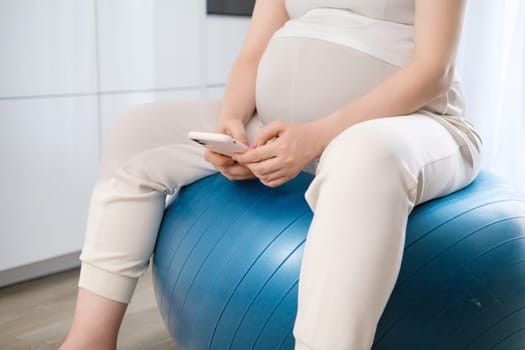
[226,122,250,146]
[248,156,283,176]
[253,120,285,147]
[244,160,287,184]
[216,119,250,146]
[219,163,255,180]
[234,141,278,164]
[221,171,254,181]
[261,168,287,183]
[260,175,287,188]
[204,149,235,167]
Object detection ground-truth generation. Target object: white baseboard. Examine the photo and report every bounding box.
[0,251,81,288]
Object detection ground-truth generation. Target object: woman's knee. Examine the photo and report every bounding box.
[318,119,418,179]
[105,103,169,156]
[305,119,420,210]
[100,100,221,173]
[99,103,164,173]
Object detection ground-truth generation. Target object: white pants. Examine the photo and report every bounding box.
[79,37,483,350]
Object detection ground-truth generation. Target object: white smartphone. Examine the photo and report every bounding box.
[188,131,249,157]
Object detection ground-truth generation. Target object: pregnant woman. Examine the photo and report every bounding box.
[61,0,482,349]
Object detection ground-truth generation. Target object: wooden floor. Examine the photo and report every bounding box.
[0,268,178,350]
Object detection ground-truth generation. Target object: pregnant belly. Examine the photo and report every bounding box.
[255,36,400,124]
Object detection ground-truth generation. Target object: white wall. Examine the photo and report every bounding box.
[0,0,250,283]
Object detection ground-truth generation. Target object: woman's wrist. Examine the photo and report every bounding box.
[217,112,252,126]
[308,110,353,157]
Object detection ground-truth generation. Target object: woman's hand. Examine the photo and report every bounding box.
[234,120,323,187]
[203,118,256,181]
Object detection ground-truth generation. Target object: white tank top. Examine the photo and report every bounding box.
[275,0,415,68]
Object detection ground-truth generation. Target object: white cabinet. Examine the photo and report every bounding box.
[0,0,97,98]
[97,0,203,92]
[206,15,251,85]
[0,0,99,284]
[0,97,99,271]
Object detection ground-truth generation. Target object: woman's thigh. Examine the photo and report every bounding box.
[311,113,482,207]
[98,100,262,190]
[99,100,222,178]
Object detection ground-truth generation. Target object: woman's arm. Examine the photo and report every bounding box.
[204,0,288,181]
[218,0,289,125]
[235,0,467,187]
[311,0,467,152]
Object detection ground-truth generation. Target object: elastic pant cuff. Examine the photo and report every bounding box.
[78,262,138,304]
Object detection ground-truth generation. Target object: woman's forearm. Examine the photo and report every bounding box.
[308,0,466,157]
[311,61,454,155]
[218,55,260,125]
[217,0,289,125]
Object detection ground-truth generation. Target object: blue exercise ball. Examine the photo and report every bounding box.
[152,171,525,349]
